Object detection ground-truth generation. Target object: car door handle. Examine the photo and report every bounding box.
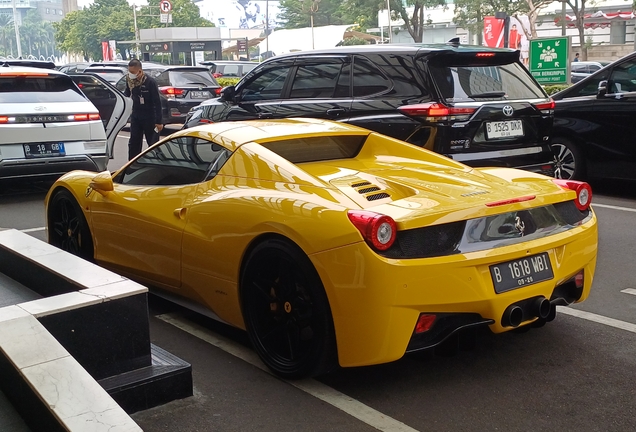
[258,113,274,119]
[326,108,347,116]
[173,208,187,219]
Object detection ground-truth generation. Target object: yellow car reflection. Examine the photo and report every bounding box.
[45,118,598,379]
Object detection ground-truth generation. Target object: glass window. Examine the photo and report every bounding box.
[289,62,342,99]
[219,65,240,77]
[352,57,391,97]
[260,135,366,164]
[240,67,290,101]
[334,62,350,98]
[167,70,217,86]
[566,70,610,97]
[608,60,636,93]
[118,137,232,186]
[0,75,86,103]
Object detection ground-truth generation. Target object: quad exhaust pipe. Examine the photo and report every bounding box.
[502,297,554,328]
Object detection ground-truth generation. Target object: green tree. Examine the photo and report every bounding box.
[389,0,448,43]
[137,0,214,29]
[278,0,347,28]
[0,14,15,57]
[560,0,597,60]
[453,0,526,45]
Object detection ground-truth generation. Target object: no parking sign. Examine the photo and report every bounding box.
[159,0,172,13]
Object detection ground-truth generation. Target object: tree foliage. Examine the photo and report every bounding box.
[54,0,214,60]
[390,0,447,43]
[560,0,596,60]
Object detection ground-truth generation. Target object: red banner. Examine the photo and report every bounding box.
[483,16,505,48]
[102,41,110,61]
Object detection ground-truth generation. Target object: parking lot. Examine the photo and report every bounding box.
[1,128,635,431]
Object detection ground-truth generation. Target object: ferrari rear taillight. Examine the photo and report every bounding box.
[574,270,584,289]
[552,179,592,211]
[533,99,555,114]
[398,102,476,122]
[347,210,397,251]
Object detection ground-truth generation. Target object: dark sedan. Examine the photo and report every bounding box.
[552,52,636,180]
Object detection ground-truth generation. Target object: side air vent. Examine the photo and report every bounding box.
[351,181,371,188]
[358,186,380,194]
[366,192,390,201]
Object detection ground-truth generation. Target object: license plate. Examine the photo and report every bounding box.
[485,120,524,139]
[490,252,553,293]
[190,91,210,99]
[23,142,65,158]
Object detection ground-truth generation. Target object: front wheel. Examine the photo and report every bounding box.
[552,137,584,180]
[48,189,94,261]
[240,238,337,379]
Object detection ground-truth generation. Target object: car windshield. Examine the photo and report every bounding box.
[86,70,124,83]
[428,61,545,102]
[0,74,86,103]
[168,70,217,86]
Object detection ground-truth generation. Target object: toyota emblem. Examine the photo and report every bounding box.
[502,105,514,116]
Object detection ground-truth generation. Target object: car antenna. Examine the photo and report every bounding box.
[446,37,461,47]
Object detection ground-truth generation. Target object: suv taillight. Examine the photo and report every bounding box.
[552,179,592,211]
[398,102,476,122]
[159,87,185,98]
[533,99,555,114]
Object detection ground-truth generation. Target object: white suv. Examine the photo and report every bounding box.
[0,65,130,180]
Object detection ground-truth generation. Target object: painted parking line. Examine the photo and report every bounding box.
[620,288,636,296]
[20,227,45,233]
[557,306,636,334]
[156,313,420,432]
[592,203,636,213]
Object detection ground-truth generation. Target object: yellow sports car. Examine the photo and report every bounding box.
[45,119,598,379]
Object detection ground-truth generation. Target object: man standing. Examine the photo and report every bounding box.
[124,59,163,160]
[573,52,580,62]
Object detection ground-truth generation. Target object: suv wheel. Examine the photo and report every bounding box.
[552,137,583,180]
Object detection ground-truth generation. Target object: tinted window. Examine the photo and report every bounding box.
[429,63,544,101]
[334,63,350,98]
[365,54,429,98]
[0,75,86,103]
[588,64,601,72]
[119,137,232,186]
[609,60,636,93]
[571,63,587,73]
[289,62,343,99]
[352,57,391,97]
[168,70,217,86]
[566,70,609,97]
[260,135,366,163]
[219,65,240,77]
[240,67,290,101]
[85,70,124,83]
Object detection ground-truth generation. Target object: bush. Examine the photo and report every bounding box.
[543,84,570,95]
[217,77,241,87]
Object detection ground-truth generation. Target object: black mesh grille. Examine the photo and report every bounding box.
[380,221,466,259]
[553,201,589,225]
[366,192,390,201]
[351,181,371,187]
[358,186,380,194]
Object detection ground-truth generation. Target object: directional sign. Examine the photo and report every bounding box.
[529,36,571,85]
[159,0,172,13]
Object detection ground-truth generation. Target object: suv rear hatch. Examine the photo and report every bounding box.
[159,68,221,100]
[402,50,554,175]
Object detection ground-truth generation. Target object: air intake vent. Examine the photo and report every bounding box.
[358,186,380,194]
[351,181,371,188]
[366,192,390,201]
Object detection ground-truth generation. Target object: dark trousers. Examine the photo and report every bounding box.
[128,117,159,160]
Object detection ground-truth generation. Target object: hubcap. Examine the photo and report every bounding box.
[552,143,575,179]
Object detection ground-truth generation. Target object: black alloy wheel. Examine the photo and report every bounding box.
[48,190,94,261]
[552,137,583,180]
[241,238,336,379]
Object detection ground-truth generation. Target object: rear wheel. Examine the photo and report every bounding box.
[48,189,94,261]
[240,238,336,379]
[552,137,584,180]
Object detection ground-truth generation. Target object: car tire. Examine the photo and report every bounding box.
[48,189,94,261]
[240,238,337,379]
[552,137,584,180]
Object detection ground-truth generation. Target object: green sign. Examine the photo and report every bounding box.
[529,36,570,85]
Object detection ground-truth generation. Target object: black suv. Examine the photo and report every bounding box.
[116,66,221,125]
[184,44,555,174]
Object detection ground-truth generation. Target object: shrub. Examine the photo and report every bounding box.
[543,84,570,95]
[217,77,241,87]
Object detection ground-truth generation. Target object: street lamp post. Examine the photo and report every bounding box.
[301,0,320,50]
[386,0,392,44]
[12,0,22,58]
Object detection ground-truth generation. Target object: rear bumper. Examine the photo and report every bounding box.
[0,155,104,180]
[162,99,206,125]
[448,145,555,176]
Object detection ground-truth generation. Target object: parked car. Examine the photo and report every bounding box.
[45,118,597,378]
[83,64,128,85]
[552,52,636,180]
[115,66,222,125]
[0,66,131,180]
[185,44,556,175]
[200,60,258,78]
[571,61,611,83]
[2,59,57,70]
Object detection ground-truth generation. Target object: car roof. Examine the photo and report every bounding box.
[173,118,369,152]
[201,61,256,65]
[0,65,67,76]
[1,59,57,69]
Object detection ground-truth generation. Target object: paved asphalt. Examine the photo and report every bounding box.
[0,130,635,432]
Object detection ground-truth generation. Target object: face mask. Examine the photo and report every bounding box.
[128,72,138,79]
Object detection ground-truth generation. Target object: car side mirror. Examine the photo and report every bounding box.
[90,171,114,196]
[597,80,608,98]
[220,85,236,102]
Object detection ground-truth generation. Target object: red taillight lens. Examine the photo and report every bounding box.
[73,114,88,121]
[415,314,437,333]
[347,210,397,251]
[0,116,8,123]
[533,99,555,111]
[159,86,184,96]
[71,113,101,121]
[552,179,592,211]
[476,52,496,57]
[199,119,213,124]
[89,113,101,120]
[574,270,584,289]
[213,72,222,78]
[399,103,476,121]
[214,87,222,95]
[0,71,49,77]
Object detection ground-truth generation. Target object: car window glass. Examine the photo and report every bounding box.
[240,67,290,101]
[571,63,586,72]
[289,62,343,99]
[118,137,232,186]
[220,65,240,77]
[155,71,171,87]
[589,64,600,72]
[609,60,636,93]
[0,74,86,103]
[334,62,350,98]
[352,57,391,97]
[369,54,430,99]
[168,70,217,86]
[567,70,610,97]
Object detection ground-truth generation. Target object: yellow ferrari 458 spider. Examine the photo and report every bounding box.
[45,118,598,379]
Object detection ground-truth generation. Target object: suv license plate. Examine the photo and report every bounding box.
[490,252,553,293]
[23,143,65,158]
[486,120,524,139]
[190,91,211,99]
